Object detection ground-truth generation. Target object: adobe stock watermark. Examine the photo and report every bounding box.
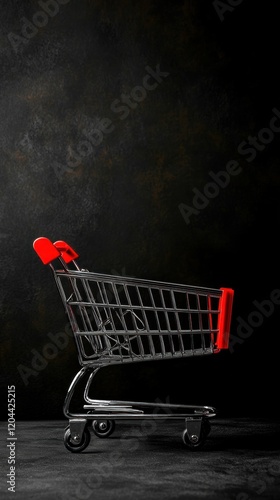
[53,64,169,180]
[229,288,280,353]
[17,322,73,386]
[7,386,16,493]
[8,0,71,54]
[179,107,280,226]
[213,0,245,22]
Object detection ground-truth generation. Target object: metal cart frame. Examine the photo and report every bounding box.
[33,236,234,452]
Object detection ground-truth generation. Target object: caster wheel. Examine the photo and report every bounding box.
[182,419,210,450]
[64,425,91,452]
[182,428,206,450]
[92,419,115,438]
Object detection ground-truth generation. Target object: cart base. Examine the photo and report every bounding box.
[63,367,216,452]
[64,401,215,452]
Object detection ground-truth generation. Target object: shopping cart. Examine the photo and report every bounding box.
[33,236,234,452]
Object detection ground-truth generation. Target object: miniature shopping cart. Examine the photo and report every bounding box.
[33,236,234,452]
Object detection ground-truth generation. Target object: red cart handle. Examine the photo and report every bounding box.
[33,237,78,265]
[216,288,234,349]
[54,240,79,263]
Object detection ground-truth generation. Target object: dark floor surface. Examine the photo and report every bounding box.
[1,418,280,500]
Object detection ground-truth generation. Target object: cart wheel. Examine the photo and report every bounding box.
[64,425,91,452]
[92,419,115,438]
[182,419,210,450]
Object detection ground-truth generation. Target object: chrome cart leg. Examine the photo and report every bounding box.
[63,366,99,419]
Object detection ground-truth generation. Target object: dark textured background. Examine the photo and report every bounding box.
[1,0,280,419]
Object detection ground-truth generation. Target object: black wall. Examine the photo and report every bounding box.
[1,0,280,419]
